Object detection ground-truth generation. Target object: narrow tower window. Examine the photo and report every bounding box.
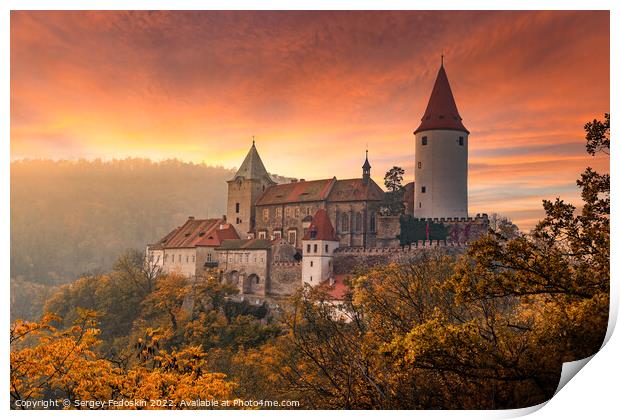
[421,186,426,193]
[459,136,464,146]
[422,136,428,145]
[417,162,422,169]
[235,202,240,213]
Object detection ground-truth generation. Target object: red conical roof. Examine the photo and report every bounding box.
[302,209,339,241]
[414,64,469,134]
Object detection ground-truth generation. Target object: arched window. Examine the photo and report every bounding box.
[355,212,363,232]
[340,213,349,232]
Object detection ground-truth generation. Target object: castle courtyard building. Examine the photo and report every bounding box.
[147,217,239,278]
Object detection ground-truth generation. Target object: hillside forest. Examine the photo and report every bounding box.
[10,158,289,320]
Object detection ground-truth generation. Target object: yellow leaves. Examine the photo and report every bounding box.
[11,313,235,409]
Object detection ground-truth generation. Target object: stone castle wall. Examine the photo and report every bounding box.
[333,241,468,274]
[269,261,302,296]
[376,214,490,247]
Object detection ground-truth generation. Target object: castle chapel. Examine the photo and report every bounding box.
[227,143,384,248]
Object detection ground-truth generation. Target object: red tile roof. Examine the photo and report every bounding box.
[216,238,273,250]
[148,226,181,250]
[255,177,384,206]
[151,217,239,249]
[328,178,384,202]
[255,178,337,205]
[302,209,339,241]
[414,64,469,134]
[195,223,239,247]
[322,274,351,300]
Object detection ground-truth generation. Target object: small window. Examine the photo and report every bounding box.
[325,244,329,253]
[171,254,174,262]
[422,136,428,145]
[419,202,422,208]
[310,276,312,282]
[459,136,464,146]
[192,255,195,262]
[314,244,318,253]
[422,186,426,193]
[417,162,422,169]
[307,244,311,253]
[310,261,313,267]
[235,202,240,213]
[288,230,297,246]
[263,208,269,221]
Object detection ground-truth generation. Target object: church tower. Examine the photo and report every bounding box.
[302,209,340,287]
[227,140,275,238]
[413,59,469,219]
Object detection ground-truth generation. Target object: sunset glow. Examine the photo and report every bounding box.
[10,10,610,230]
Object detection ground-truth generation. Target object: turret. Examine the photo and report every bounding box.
[301,209,340,287]
[362,149,371,185]
[413,59,468,219]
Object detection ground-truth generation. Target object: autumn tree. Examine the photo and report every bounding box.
[11,311,234,409]
[391,114,610,407]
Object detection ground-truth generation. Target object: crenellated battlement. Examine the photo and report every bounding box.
[413,213,489,223]
[271,260,302,267]
[335,240,468,255]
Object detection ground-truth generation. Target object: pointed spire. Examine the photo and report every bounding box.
[414,62,469,134]
[363,149,371,170]
[231,139,272,181]
[362,149,371,184]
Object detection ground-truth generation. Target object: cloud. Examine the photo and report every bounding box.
[10,11,609,230]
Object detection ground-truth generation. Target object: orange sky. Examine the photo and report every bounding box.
[10,11,609,230]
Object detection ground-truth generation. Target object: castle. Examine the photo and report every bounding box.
[147,62,489,303]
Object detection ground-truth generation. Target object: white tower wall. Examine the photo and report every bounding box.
[414,129,468,219]
[302,239,339,287]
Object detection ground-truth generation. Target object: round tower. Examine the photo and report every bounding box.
[414,60,468,219]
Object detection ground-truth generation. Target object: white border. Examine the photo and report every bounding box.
[2,1,616,419]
